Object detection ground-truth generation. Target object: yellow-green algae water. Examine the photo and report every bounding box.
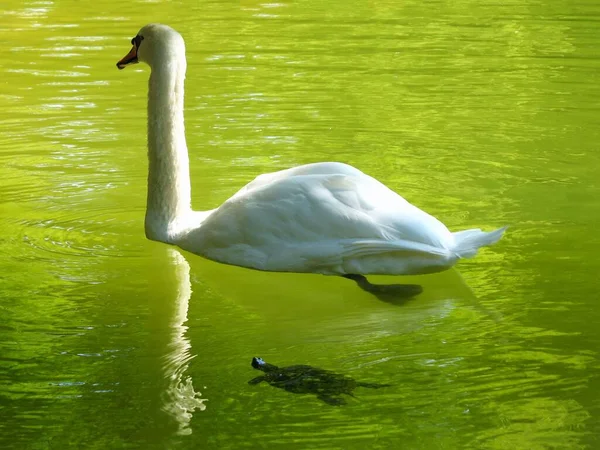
[1,0,600,448]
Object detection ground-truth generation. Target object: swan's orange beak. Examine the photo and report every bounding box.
[116,45,138,70]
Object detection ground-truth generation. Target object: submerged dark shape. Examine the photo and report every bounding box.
[249,357,391,405]
[342,274,423,304]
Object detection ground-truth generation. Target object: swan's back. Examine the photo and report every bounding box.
[177,162,459,274]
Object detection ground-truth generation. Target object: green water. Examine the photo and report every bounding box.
[2,0,600,448]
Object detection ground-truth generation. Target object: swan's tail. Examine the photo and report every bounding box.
[452,226,507,259]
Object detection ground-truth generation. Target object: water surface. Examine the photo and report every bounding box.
[1,0,600,448]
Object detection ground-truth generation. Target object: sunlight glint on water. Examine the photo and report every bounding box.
[1,0,600,448]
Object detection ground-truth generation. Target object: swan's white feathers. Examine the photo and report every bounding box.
[123,24,506,276]
[177,162,464,274]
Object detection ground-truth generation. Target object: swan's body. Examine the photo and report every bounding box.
[117,24,505,278]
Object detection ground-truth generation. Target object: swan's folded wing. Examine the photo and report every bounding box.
[231,162,366,199]
[320,174,454,248]
[200,171,443,242]
[179,170,456,272]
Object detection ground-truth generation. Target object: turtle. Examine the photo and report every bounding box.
[248,357,391,405]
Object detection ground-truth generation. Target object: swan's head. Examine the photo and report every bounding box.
[117,23,185,70]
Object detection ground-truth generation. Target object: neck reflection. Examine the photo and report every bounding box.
[161,248,206,435]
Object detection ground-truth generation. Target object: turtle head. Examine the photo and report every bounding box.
[252,357,265,368]
[252,357,277,372]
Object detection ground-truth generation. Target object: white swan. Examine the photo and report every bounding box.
[116,24,505,290]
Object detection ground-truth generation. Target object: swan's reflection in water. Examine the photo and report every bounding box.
[161,248,206,436]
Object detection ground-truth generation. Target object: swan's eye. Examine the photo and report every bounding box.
[132,35,144,48]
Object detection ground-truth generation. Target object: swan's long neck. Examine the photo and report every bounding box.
[145,54,192,243]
